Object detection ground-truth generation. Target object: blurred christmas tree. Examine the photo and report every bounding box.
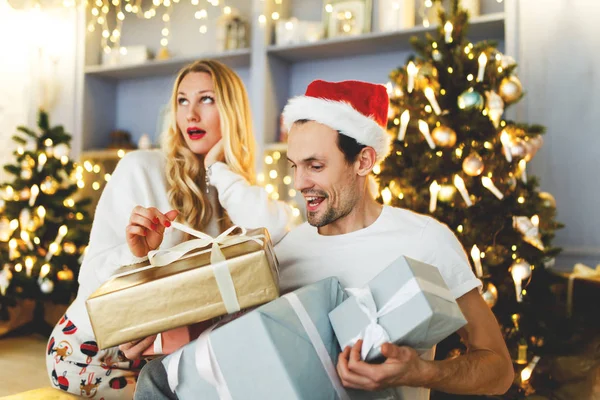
[379,1,564,396]
[0,110,92,328]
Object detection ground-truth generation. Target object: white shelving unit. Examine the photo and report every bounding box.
[75,0,509,167]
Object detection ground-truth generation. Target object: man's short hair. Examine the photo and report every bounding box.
[294,119,366,164]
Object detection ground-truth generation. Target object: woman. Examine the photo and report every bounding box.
[45,60,293,399]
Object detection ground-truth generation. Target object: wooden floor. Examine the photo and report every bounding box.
[0,334,50,397]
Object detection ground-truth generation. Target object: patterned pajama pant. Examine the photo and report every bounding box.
[45,313,148,399]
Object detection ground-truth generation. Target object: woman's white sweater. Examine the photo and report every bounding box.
[67,149,293,335]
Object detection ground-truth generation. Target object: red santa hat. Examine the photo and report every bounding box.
[282,80,392,162]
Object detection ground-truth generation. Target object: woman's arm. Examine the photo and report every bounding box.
[208,162,296,244]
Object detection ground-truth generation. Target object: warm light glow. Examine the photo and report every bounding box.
[372,164,381,175]
[40,263,51,279]
[271,11,280,20]
[531,215,539,228]
[273,151,281,160]
[325,3,333,12]
[265,155,273,164]
[283,176,292,185]
[265,184,274,193]
[117,149,125,158]
[258,14,267,24]
[381,188,393,205]
[269,170,278,179]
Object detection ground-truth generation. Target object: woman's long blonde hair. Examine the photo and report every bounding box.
[161,60,256,232]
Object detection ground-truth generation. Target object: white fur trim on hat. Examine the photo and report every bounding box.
[282,96,392,162]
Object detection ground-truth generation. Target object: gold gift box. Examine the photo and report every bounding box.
[86,228,279,349]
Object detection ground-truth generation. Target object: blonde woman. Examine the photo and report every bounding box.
[45,60,293,399]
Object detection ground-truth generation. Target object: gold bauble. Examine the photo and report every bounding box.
[462,152,484,176]
[509,138,527,160]
[510,259,532,280]
[499,76,523,104]
[432,126,457,147]
[539,191,557,208]
[481,282,498,308]
[57,267,74,281]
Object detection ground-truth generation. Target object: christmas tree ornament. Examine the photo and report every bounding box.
[457,89,484,111]
[20,168,32,180]
[40,278,55,294]
[53,143,70,159]
[510,259,532,302]
[462,152,484,176]
[538,191,556,208]
[424,87,442,115]
[0,265,12,296]
[500,129,513,162]
[509,138,527,160]
[481,176,504,199]
[484,245,509,266]
[57,267,74,281]
[406,61,417,93]
[470,245,484,277]
[485,91,504,128]
[513,216,545,250]
[429,181,440,213]
[499,76,523,104]
[0,218,11,242]
[418,120,436,149]
[481,282,498,308]
[37,153,48,172]
[499,54,516,69]
[397,110,410,141]
[432,125,457,147]
[443,21,453,43]
[476,52,488,82]
[41,176,59,195]
[519,159,528,183]
[29,184,39,207]
[453,175,473,206]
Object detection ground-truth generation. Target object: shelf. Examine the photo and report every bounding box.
[267,13,505,62]
[84,48,252,80]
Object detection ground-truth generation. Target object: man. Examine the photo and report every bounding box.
[135,79,513,399]
[275,79,513,398]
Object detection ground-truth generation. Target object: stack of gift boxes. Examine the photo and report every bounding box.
[86,224,467,399]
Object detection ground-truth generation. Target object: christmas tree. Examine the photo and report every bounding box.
[379,1,563,395]
[0,110,92,326]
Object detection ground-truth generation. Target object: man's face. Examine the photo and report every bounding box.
[287,121,360,227]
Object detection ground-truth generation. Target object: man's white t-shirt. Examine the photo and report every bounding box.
[275,205,482,400]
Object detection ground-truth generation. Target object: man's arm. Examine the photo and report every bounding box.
[337,288,514,395]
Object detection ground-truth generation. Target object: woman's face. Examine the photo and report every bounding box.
[176,71,222,156]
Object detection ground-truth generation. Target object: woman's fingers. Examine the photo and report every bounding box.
[126,224,147,237]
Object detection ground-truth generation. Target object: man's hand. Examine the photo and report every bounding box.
[118,335,158,360]
[336,339,431,391]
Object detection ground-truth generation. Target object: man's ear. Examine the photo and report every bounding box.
[355,147,377,177]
